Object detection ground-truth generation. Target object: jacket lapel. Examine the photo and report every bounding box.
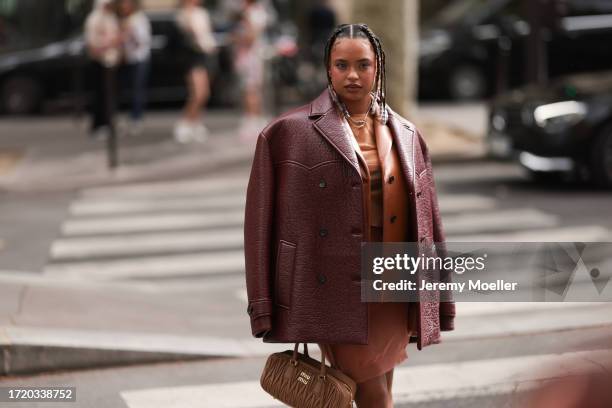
[387,111,416,193]
[310,90,361,178]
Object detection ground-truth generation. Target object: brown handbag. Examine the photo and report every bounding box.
[260,343,357,408]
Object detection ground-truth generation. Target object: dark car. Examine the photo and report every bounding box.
[419,0,612,100]
[0,11,235,115]
[487,71,612,187]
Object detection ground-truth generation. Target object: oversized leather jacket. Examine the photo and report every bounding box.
[244,89,455,350]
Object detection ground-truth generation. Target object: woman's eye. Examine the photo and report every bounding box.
[360,62,372,70]
[335,62,347,69]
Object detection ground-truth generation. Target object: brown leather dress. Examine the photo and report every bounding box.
[317,112,415,384]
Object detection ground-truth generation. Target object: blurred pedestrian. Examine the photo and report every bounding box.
[174,0,216,143]
[84,0,121,140]
[233,0,269,141]
[117,0,151,136]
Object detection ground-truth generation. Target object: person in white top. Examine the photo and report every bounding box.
[174,0,217,143]
[233,0,269,141]
[84,0,121,139]
[118,0,151,135]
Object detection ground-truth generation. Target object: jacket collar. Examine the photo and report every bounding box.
[310,89,361,177]
[309,89,416,188]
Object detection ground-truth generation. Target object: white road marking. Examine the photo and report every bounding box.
[45,250,244,280]
[62,211,244,235]
[50,228,243,260]
[443,208,558,235]
[449,225,612,242]
[80,177,248,199]
[70,194,246,216]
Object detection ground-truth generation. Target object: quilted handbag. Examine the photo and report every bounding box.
[260,343,357,407]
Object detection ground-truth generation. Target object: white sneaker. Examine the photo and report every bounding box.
[173,121,193,143]
[91,126,111,141]
[192,124,209,143]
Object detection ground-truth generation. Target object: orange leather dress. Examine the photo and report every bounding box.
[317,112,416,384]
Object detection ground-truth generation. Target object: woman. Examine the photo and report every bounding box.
[118,0,151,135]
[84,0,121,140]
[174,0,216,143]
[233,0,269,141]
[244,24,455,407]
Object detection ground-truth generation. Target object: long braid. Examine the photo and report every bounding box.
[324,23,388,124]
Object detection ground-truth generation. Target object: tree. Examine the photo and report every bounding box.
[351,0,419,117]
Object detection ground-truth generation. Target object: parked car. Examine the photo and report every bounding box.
[419,0,612,100]
[487,70,612,187]
[0,11,236,115]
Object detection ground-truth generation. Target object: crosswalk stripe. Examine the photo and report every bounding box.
[50,228,243,261]
[449,225,612,242]
[62,211,244,235]
[443,208,558,235]
[437,194,496,213]
[119,349,612,407]
[80,177,248,199]
[456,301,608,316]
[70,193,246,216]
[446,302,612,340]
[45,250,244,280]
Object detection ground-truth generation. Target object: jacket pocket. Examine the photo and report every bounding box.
[275,240,296,310]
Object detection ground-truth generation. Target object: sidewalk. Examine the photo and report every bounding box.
[0,109,486,193]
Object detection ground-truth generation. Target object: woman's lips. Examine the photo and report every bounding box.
[345,84,362,92]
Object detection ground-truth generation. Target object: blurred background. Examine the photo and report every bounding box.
[0,1,612,407]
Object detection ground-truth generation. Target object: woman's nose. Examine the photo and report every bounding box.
[347,67,359,80]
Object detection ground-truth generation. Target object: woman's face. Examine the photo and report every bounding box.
[328,37,377,106]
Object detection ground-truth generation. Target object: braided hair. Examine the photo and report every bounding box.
[324,23,388,124]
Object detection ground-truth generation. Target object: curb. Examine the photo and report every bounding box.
[0,326,281,377]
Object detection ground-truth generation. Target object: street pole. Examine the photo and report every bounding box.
[524,0,555,86]
[351,0,419,118]
[104,67,118,169]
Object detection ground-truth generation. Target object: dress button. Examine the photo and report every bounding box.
[319,179,327,188]
[319,228,328,237]
[388,175,395,184]
[390,215,397,223]
[416,191,422,198]
[317,274,327,285]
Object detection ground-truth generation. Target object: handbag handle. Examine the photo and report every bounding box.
[292,343,328,378]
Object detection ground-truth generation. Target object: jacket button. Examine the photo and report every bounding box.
[390,215,397,223]
[319,179,327,188]
[319,228,328,237]
[317,274,327,284]
[388,175,395,184]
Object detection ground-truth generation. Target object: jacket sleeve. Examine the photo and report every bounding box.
[244,133,275,338]
[418,130,456,332]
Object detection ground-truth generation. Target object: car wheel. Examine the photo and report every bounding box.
[449,65,486,100]
[589,125,612,188]
[0,76,42,115]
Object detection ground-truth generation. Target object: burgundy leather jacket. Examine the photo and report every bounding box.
[244,90,455,350]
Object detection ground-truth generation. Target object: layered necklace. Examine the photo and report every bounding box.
[329,85,378,129]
